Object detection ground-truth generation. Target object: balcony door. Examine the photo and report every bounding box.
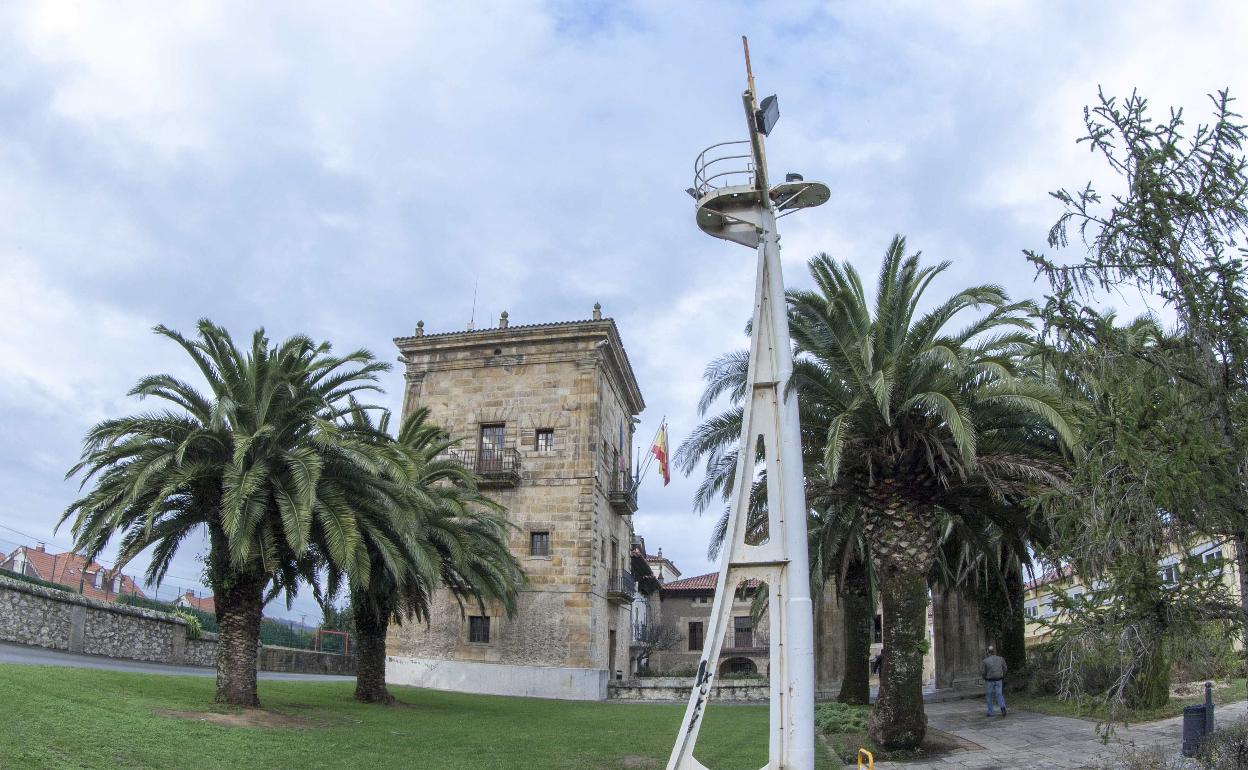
[479,423,505,473]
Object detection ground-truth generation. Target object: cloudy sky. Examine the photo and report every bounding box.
[1,1,1244,622]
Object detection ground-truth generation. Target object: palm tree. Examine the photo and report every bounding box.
[60,320,391,706]
[679,236,1074,749]
[338,407,522,704]
[788,237,1073,748]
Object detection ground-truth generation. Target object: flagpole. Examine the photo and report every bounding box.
[634,416,667,489]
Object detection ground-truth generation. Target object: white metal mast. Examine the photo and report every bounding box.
[667,38,829,770]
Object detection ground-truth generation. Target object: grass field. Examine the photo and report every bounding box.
[0,664,839,769]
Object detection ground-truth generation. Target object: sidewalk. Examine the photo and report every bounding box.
[863,698,1248,769]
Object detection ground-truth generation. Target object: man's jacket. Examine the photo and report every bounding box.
[982,655,1007,681]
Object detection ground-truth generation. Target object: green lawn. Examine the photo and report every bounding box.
[1011,678,1248,724]
[0,665,839,769]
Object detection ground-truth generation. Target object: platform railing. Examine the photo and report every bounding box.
[692,140,754,198]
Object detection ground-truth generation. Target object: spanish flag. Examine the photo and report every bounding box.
[650,422,670,486]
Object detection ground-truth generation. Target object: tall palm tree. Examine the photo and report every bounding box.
[789,237,1073,748]
[679,236,1074,749]
[337,407,522,704]
[61,320,391,706]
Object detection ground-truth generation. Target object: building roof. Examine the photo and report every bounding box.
[0,545,146,602]
[177,591,215,614]
[1024,567,1069,592]
[394,315,645,415]
[662,571,761,595]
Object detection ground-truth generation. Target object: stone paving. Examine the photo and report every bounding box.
[860,697,1248,769]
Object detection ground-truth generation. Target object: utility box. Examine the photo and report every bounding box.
[1183,704,1209,757]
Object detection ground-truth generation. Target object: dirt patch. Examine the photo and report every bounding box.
[822,727,981,764]
[155,708,312,729]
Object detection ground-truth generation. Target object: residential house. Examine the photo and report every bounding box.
[0,543,145,602]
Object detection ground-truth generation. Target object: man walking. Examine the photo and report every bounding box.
[983,645,1007,717]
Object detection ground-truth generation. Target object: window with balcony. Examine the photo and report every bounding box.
[530,531,550,557]
[536,428,554,452]
[468,616,490,644]
[479,424,506,472]
[688,621,704,651]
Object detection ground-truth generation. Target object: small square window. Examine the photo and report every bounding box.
[536,429,554,452]
[530,531,550,557]
[468,616,490,644]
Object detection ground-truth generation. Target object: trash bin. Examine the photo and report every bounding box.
[1183,704,1208,757]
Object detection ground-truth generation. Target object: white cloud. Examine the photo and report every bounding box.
[1,0,1244,616]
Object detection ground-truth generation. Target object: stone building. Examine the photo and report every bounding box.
[652,572,771,678]
[385,308,649,700]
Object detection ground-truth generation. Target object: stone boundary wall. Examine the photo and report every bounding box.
[0,574,354,675]
[608,676,769,702]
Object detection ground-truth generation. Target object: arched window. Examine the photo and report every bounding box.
[720,657,757,676]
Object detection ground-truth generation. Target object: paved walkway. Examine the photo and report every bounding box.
[865,697,1248,769]
[0,640,354,681]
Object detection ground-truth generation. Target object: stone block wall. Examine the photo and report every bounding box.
[0,574,355,676]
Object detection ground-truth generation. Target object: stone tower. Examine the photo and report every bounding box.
[385,310,645,700]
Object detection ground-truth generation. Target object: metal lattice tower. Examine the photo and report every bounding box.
[667,39,829,770]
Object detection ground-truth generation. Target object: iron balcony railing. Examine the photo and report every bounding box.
[725,630,769,652]
[608,468,638,514]
[444,447,522,486]
[607,569,635,601]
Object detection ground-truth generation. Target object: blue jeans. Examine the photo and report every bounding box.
[986,679,1005,714]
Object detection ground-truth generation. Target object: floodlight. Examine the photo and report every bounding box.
[754,95,779,136]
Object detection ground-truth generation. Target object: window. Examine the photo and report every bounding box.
[601,538,606,565]
[733,616,753,649]
[530,531,550,557]
[468,616,490,643]
[536,429,554,452]
[479,424,506,471]
[1204,549,1225,575]
[1025,605,1038,619]
[112,575,122,593]
[1160,564,1179,584]
[688,621,704,651]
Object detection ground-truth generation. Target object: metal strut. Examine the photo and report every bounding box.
[668,37,822,770]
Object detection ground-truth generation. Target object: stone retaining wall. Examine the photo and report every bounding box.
[608,676,769,702]
[0,574,354,675]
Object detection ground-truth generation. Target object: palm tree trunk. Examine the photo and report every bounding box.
[353,604,394,704]
[868,565,929,749]
[837,557,872,705]
[865,491,937,751]
[1000,562,1027,679]
[213,570,265,707]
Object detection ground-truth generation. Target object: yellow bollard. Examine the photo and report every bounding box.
[857,748,874,769]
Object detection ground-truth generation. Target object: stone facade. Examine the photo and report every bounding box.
[386,313,645,700]
[651,577,771,678]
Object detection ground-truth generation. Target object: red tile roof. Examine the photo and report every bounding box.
[662,571,762,594]
[177,591,214,614]
[0,546,146,602]
[1024,567,1068,591]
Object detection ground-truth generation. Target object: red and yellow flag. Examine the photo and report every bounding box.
[650,423,670,486]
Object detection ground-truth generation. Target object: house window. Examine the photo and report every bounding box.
[1204,549,1225,575]
[112,574,122,593]
[530,531,550,557]
[479,423,506,471]
[733,616,753,649]
[536,429,554,452]
[468,616,490,644]
[1160,564,1179,584]
[688,621,704,651]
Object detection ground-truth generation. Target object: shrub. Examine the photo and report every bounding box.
[172,609,203,640]
[814,702,869,735]
[1200,717,1248,769]
[0,568,73,593]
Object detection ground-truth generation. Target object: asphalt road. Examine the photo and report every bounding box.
[0,640,355,681]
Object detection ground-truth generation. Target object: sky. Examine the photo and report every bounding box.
[1,1,1245,623]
